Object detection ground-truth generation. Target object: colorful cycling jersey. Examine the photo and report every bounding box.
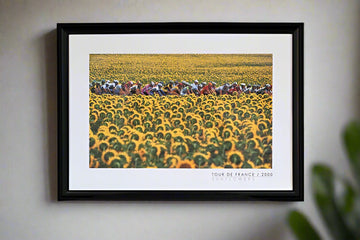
[228,86,240,94]
[114,85,121,94]
[191,83,199,90]
[180,87,189,95]
[142,84,152,94]
[200,85,211,95]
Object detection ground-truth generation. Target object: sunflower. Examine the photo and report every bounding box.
[130,130,143,141]
[131,117,142,126]
[101,149,118,164]
[222,129,233,139]
[97,125,111,136]
[227,150,244,165]
[98,110,107,119]
[204,121,214,128]
[164,110,172,119]
[154,144,166,156]
[143,121,153,129]
[171,130,185,141]
[92,160,100,168]
[172,142,188,155]
[144,132,154,140]
[202,151,211,159]
[213,113,222,120]
[165,155,181,168]
[97,140,109,151]
[176,159,196,168]
[89,155,96,168]
[89,112,98,123]
[156,124,166,132]
[89,137,97,149]
[191,123,201,131]
[204,131,217,142]
[171,118,182,127]
[108,124,119,134]
[210,163,224,169]
[246,139,259,149]
[183,136,194,143]
[137,148,147,159]
[193,153,208,167]
[107,136,121,146]
[223,163,237,168]
[177,123,186,131]
[264,163,272,169]
[135,125,145,133]
[118,152,132,165]
[223,140,236,152]
[241,161,255,169]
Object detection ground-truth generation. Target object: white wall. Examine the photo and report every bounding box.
[1,0,359,239]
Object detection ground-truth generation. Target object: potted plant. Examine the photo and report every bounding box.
[288,122,360,240]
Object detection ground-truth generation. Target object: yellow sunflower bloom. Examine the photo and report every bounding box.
[101,149,118,164]
[176,159,196,168]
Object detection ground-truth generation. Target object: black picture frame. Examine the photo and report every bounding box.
[58,22,304,201]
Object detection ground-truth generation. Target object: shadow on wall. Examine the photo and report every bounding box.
[245,220,287,240]
[229,211,289,240]
[44,29,57,202]
[40,27,295,240]
[350,11,360,118]
[356,30,360,119]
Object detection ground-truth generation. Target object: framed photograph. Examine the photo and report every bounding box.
[58,22,303,201]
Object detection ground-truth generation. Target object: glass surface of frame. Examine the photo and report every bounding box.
[58,23,304,201]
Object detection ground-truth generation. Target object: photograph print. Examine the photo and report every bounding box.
[88,53,273,169]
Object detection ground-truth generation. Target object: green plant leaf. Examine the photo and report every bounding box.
[335,180,355,214]
[333,178,360,238]
[287,210,321,240]
[312,164,356,240]
[343,121,360,187]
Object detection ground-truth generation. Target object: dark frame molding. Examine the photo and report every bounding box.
[58,22,304,201]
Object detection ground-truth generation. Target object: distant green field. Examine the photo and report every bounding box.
[89,54,272,86]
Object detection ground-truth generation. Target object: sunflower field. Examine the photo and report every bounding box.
[90,54,272,86]
[89,93,272,168]
[89,54,272,169]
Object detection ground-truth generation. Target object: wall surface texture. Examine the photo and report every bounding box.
[1,0,360,239]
